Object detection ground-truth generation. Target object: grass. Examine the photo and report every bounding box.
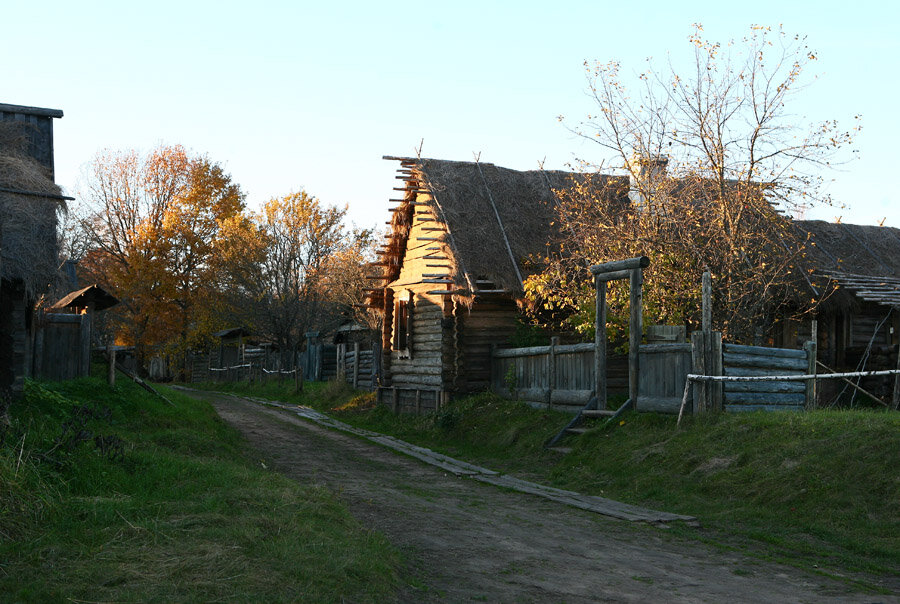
[200,380,900,591]
[0,375,400,603]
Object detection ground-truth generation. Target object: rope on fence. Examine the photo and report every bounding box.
[261,367,298,375]
[676,368,900,426]
[209,364,252,372]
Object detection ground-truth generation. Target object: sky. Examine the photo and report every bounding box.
[3,1,897,230]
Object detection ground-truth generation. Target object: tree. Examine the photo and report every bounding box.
[77,145,245,372]
[217,191,375,359]
[529,25,859,342]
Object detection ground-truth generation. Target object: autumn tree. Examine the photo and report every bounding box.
[216,191,374,360]
[76,145,245,371]
[530,25,859,342]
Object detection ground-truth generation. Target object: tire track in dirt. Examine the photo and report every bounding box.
[183,390,891,603]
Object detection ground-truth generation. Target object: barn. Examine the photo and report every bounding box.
[0,102,67,402]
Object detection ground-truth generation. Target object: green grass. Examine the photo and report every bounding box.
[207,382,900,589]
[0,376,400,603]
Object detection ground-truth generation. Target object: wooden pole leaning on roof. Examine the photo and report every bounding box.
[475,158,524,289]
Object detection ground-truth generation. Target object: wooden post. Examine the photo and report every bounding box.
[352,342,360,389]
[629,268,643,409]
[80,313,92,378]
[709,331,723,411]
[691,330,722,413]
[391,387,399,413]
[548,336,559,408]
[892,345,900,411]
[805,319,818,410]
[107,344,116,387]
[295,365,303,393]
[691,331,707,413]
[415,389,421,415]
[594,277,607,408]
[702,270,712,333]
[33,317,44,379]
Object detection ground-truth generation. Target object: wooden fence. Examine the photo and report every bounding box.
[191,341,379,391]
[490,334,816,414]
[490,339,627,411]
[721,343,814,412]
[32,312,91,381]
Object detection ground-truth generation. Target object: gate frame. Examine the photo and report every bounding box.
[590,256,650,410]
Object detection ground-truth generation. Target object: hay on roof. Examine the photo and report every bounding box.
[408,158,628,295]
[0,121,64,297]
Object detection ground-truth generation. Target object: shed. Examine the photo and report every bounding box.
[0,102,66,400]
[362,156,627,411]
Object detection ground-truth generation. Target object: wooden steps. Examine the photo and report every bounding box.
[581,409,616,418]
[547,446,573,454]
[545,398,633,450]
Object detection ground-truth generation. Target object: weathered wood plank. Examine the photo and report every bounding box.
[723,392,806,405]
[723,381,806,393]
[723,343,806,359]
[723,353,808,371]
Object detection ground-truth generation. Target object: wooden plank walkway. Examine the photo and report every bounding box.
[207,390,696,526]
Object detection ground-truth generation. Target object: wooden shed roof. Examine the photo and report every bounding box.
[51,284,119,311]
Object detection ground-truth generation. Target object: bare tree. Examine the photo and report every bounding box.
[531,25,859,342]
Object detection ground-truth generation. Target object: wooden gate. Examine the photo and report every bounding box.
[32,312,91,381]
[638,343,693,412]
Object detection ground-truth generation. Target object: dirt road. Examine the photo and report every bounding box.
[183,390,891,603]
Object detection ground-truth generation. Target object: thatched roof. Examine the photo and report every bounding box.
[795,220,900,307]
[0,119,66,297]
[371,156,628,302]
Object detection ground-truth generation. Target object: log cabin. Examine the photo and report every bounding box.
[362,156,628,412]
[0,103,67,401]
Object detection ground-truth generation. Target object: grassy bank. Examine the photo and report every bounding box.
[0,377,400,603]
[202,380,899,589]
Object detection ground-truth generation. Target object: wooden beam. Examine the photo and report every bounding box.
[590,256,650,275]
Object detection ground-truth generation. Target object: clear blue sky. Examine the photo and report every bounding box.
[4,1,897,229]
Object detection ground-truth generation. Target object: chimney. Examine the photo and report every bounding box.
[629,155,668,210]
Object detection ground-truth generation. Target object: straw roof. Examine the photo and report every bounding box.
[795,220,900,308]
[375,157,628,300]
[0,120,65,296]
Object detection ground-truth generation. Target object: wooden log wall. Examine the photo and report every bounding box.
[722,343,808,412]
[336,342,378,390]
[456,295,519,393]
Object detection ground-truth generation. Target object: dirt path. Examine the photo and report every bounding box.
[184,390,891,603]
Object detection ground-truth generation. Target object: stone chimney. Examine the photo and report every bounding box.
[629,155,669,210]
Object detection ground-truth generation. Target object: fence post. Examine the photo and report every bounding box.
[594,277,607,408]
[80,313,92,377]
[352,342,360,389]
[548,336,559,409]
[628,268,643,409]
[295,365,303,393]
[804,319,818,409]
[107,344,116,387]
[691,330,722,413]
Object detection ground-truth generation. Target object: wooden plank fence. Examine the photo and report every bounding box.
[192,341,379,392]
[32,312,91,381]
[491,334,816,414]
[490,340,627,411]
